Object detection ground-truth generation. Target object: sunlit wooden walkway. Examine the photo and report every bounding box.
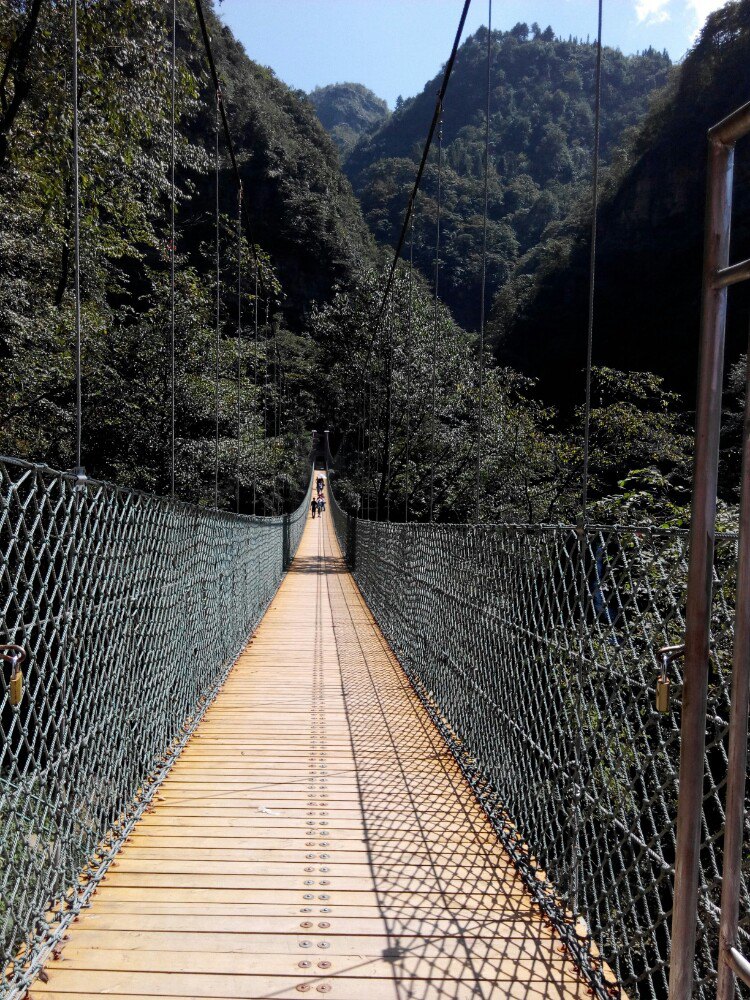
[33,486,590,999]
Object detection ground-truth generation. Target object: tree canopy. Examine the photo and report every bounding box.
[344,25,671,330]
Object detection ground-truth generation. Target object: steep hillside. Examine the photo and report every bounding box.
[346,23,671,330]
[492,1,750,410]
[189,26,374,326]
[309,83,389,158]
[0,0,374,499]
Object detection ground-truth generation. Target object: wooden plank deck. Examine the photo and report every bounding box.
[31,482,590,999]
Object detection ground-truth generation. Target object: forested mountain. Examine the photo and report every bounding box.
[491,1,750,414]
[2,0,739,527]
[345,24,672,329]
[308,83,389,158]
[191,26,373,325]
[0,0,373,503]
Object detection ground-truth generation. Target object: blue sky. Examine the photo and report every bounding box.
[217,0,727,108]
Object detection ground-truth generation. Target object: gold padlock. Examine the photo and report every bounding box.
[10,667,23,707]
[655,676,670,714]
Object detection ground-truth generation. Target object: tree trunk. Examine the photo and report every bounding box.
[0,0,45,172]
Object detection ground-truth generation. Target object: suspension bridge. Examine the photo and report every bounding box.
[2,0,750,999]
[8,479,598,999]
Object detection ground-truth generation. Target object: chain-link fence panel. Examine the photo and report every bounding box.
[329,487,740,1000]
[0,457,312,997]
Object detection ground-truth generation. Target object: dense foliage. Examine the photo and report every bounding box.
[317,260,691,525]
[308,83,389,159]
[0,0,372,509]
[0,1,732,526]
[345,24,671,330]
[492,1,750,420]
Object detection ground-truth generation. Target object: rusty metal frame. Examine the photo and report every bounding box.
[671,100,750,1000]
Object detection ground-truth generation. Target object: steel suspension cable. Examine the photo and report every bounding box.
[404,217,414,523]
[274,322,280,440]
[192,0,262,283]
[382,297,394,521]
[571,0,604,921]
[263,300,269,443]
[252,259,258,515]
[580,0,604,525]
[366,375,373,520]
[475,1,492,523]
[428,109,443,524]
[71,0,82,473]
[236,185,242,514]
[170,0,176,498]
[373,0,472,336]
[214,90,221,508]
[373,363,382,523]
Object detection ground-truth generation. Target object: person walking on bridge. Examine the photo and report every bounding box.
[310,497,317,519]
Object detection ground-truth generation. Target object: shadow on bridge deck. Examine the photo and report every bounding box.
[30,510,590,999]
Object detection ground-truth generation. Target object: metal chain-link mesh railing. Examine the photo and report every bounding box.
[0,457,311,996]
[330,485,741,1000]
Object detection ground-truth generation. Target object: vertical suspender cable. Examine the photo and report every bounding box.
[214,90,221,508]
[72,0,82,473]
[373,357,382,523]
[359,384,366,514]
[236,185,242,514]
[475,1,492,523]
[383,297,394,521]
[366,375,373,520]
[428,106,443,523]
[273,321,280,441]
[353,0,469,519]
[571,0,604,921]
[252,260,258,514]
[580,0,603,524]
[377,281,395,519]
[404,217,414,523]
[263,300,269,443]
[169,0,176,498]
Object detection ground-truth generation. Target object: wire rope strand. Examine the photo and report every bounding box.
[71,0,82,472]
[476,0,492,523]
[571,0,604,922]
[366,376,372,520]
[252,258,258,515]
[214,89,221,509]
[383,296,394,521]
[192,0,262,285]
[404,217,414,523]
[263,299,269,449]
[170,0,176,498]
[580,0,604,526]
[236,184,242,514]
[372,0,472,335]
[428,106,443,524]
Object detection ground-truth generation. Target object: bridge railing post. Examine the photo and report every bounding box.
[672,100,750,1000]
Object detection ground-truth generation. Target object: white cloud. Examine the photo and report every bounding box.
[686,0,728,37]
[635,0,672,25]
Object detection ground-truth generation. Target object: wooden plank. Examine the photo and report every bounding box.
[68,912,550,936]
[55,936,567,963]
[34,976,591,999]
[32,510,590,1000]
[76,900,542,921]
[89,888,531,909]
